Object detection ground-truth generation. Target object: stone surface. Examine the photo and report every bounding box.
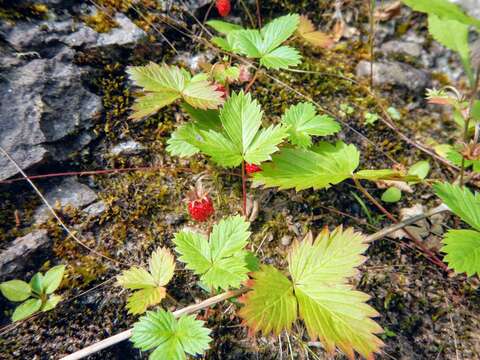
[381,40,422,58]
[0,230,51,279]
[83,201,107,217]
[0,58,102,181]
[109,140,145,156]
[356,60,430,91]
[34,178,98,224]
[453,0,480,19]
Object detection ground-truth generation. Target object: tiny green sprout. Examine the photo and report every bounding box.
[0,265,65,322]
[386,106,401,120]
[364,112,379,126]
[381,187,402,203]
[339,103,354,116]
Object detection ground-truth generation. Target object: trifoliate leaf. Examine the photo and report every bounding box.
[253,141,359,190]
[117,267,156,290]
[434,182,480,231]
[195,91,287,167]
[240,227,383,359]
[41,294,62,312]
[206,20,244,34]
[0,280,31,302]
[131,310,211,360]
[118,248,175,314]
[126,287,167,315]
[149,247,175,287]
[441,229,480,276]
[381,187,402,203]
[288,227,370,285]
[281,102,340,148]
[127,63,224,120]
[289,227,383,359]
[428,15,471,81]
[42,265,65,294]
[297,15,334,48]
[402,0,480,28]
[12,298,42,322]
[238,265,297,336]
[232,14,301,69]
[173,216,251,290]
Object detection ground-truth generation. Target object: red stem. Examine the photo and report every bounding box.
[241,161,247,217]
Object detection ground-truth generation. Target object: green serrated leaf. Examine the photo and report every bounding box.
[117,267,156,290]
[354,169,419,182]
[289,227,383,359]
[206,20,243,34]
[126,287,167,315]
[149,247,175,287]
[12,298,42,322]
[259,45,302,69]
[434,182,480,231]
[428,15,472,81]
[402,0,480,28]
[131,310,211,360]
[128,63,224,120]
[0,280,31,302]
[195,91,286,167]
[281,102,341,148]
[174,216,251,290]
[381,187,402,203]
[261,13,300,53]
[41,294,62,312]
[254,141,359,190]
[239,265,297,335]
[43,265,65,294]
[441,229,480,276]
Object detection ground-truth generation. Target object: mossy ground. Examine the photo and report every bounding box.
[1,0,479,359]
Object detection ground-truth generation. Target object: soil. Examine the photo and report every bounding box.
[0,0,479,359]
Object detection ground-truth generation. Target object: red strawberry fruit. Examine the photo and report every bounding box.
[245,163,262,175]
[188,196,214,222]
[186,180,214,222]
[216,0,231,17]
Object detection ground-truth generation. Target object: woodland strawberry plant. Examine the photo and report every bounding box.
[120,217,384,359]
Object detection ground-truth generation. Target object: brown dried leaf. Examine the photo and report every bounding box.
[374,1,402,21]
[297,15,335,49]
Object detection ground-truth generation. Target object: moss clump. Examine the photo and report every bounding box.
[82,11,119,33]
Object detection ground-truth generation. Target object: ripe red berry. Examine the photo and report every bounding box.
[188,196,214,222]
[245,163,262,174]
[216,0,231,17]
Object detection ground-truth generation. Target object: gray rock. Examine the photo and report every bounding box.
[0,230,51,279]
[83,201,107,217]
[356,60,430,91]
[109,140,145,156]
[2,14,144,51]
[34,178,98,224]
[96,13,146,47]
[0,58,102,180]
[381,40,423,58]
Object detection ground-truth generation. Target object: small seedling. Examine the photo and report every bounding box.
[0,265,65,322]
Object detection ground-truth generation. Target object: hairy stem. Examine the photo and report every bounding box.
[245,70,259,92]
[460,66,480,187]
[242,161,247,216]
[352,177,448,271]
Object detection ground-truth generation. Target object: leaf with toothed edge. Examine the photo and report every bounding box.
[239,226,383,359]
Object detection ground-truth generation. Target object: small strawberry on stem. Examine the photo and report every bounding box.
[214,83,228,99]
[186,181,214,222]
[245,163,262,175]
[215,0,231,17]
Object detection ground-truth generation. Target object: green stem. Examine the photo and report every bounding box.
[242,161,247,217]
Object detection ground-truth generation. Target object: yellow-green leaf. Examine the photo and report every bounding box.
[126,287,167,315]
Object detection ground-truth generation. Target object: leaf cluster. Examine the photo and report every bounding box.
[434,183,480,276]
[0,265,65,321]
[207,14,302,70]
